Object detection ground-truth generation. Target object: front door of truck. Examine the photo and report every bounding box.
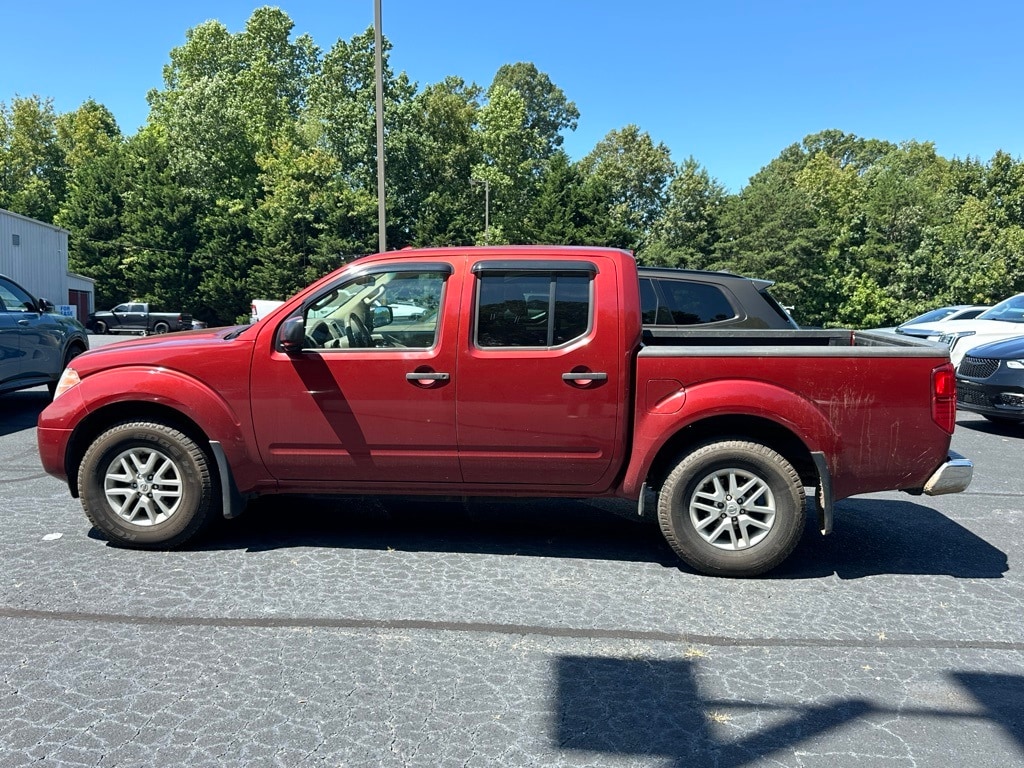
[250,262,461,485]
[455,258,623,488]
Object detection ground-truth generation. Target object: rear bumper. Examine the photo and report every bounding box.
[922,451,973,496]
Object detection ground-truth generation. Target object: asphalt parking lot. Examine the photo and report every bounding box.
[1,355,1022,766]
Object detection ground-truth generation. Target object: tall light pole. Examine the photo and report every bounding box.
[470,178,490,243]
[374,0,386,252]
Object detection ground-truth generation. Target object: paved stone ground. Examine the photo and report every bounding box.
[1,383,1021,767]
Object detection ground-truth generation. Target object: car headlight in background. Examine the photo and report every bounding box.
[938,330,976,348]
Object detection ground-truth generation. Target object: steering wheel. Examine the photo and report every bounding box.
[346,313,372,348]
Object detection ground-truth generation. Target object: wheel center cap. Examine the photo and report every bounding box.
[726,502,740,516]
[138,482,150,493]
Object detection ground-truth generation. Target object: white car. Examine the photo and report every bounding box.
[895,304,989,336]
[898,293,1024,366]
[250,299,285,324]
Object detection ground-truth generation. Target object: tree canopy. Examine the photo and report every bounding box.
[3,8,1023,327]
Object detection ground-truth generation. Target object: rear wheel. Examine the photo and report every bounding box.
[78,422,218,548]
[657,440,805,577]
[152,321,170,334]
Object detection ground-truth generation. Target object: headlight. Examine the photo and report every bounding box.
[52,367,81,399]
[938,330,976,348]
[1008,360,1024,370]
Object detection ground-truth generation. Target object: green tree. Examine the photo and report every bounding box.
[396,77,483,247]
[55,144,127,308]
[525,151,632,247]
[0,95,67,222]
[472,85,546,243]
[579,125,675,252]
[644,157,726,268]
[713,145,827,325]
[488,62,578,156]
[118,127,203,316]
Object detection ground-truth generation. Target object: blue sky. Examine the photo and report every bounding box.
[2,0,1022,192]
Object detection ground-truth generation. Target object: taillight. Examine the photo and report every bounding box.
[932,363,956,433]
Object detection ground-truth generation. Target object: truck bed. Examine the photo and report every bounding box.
[635,328,954,501]
[641,328,944,354]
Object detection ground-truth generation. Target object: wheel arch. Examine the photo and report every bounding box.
[639,414,819,497]
[64,401,214,499]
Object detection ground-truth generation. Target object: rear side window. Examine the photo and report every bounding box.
[475,271,592,348]
[645,278,737,325]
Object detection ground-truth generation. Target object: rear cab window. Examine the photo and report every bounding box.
[472,261,595,349]
[640,277,738,326]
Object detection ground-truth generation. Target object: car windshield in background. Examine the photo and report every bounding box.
[977,295,1024,323]
[902,306,979,326]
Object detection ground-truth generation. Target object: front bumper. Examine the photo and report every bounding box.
[956,377,1024,421]
[922,451,973,496]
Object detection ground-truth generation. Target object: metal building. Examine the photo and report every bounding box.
[0,208,95,321]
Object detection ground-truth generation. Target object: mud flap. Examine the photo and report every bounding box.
[209,440,248,519]
[811,451,833,535]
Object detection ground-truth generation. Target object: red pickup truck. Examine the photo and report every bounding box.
[37,246,972,576]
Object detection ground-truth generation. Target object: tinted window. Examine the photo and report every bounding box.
[639,278,673,325]
[476,272,592,348]
[656,279,737,325]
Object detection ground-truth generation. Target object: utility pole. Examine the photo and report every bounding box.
[470,178,490,243]
[374,0,386,252]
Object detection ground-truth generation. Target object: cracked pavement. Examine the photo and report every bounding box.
[1,383,1021,767]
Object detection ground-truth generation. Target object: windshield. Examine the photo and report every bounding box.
[977,294,1024,323]
[901,307,961,326]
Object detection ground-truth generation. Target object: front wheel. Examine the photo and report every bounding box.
[93,320,107,334]
[657,440,806,577]
[78,422,218,548]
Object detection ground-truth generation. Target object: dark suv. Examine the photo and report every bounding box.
[638,267,797,339]
[0,274,89,396]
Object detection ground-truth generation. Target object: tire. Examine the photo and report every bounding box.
[152,321,170,334]
[78,422,218,549]
[93,320,107,334]
[657,440,805,577]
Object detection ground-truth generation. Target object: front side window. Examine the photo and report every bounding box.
[303,268,447,350]
[475,271,592,348]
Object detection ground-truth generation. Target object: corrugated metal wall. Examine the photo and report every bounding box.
[0,208,77,305]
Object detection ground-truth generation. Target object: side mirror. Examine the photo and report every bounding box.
[38,298,55,313]
[277,316,307,354]
[370,305,393,329]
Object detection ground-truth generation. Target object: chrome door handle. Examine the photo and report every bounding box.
[562,372,607,381]
[406,372,450,382]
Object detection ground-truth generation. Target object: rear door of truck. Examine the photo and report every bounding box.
[454,255,625,487]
